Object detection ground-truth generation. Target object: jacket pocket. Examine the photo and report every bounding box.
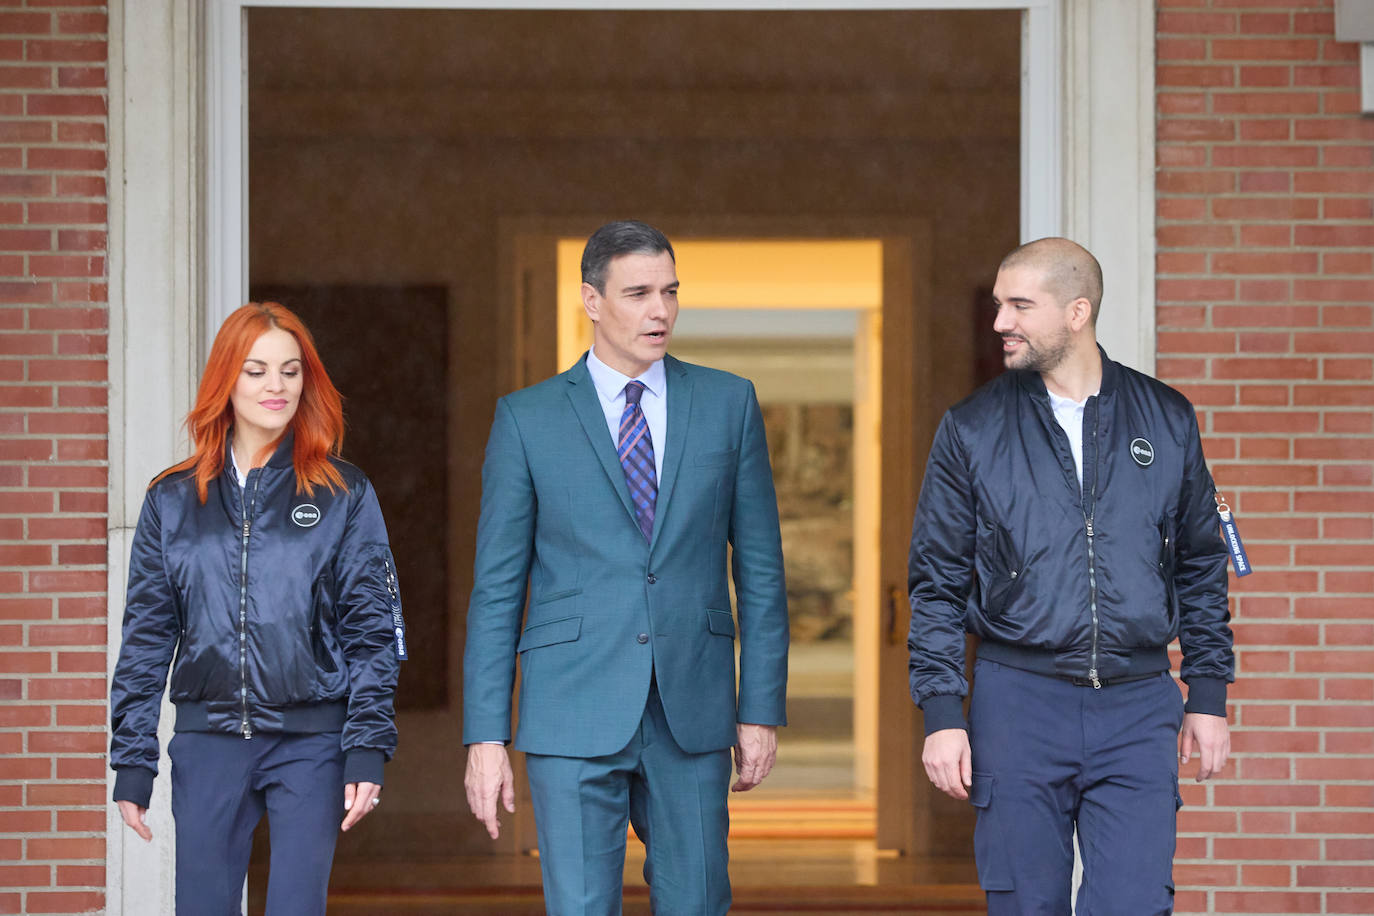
[380,550,408,662]
[517,615,582,653]
[1158,512,1179,630]
[975,517,1024,620]
[695,448,738,468]
[969,774,1015,891]
[707,609,736,638]
[533,586,583,606]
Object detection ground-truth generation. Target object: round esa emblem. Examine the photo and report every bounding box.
[291,504,321,527]
[1130,438,1155,467]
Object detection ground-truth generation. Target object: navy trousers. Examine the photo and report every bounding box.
[968,659,1185,916]
[169,731,344,916]
[524,680,733,916]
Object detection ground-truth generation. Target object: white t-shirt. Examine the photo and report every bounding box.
[1047,388,1098,489]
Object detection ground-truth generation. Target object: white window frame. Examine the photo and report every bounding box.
[106,1,1154,910]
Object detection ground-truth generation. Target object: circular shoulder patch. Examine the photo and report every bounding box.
[291,503,322,527]
[1129,438,1155,467]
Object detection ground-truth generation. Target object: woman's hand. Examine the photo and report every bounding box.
[117,800,153,842]
[341,781,381,832]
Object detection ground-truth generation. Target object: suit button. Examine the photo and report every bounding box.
[646,574,657,584]
[637,633,649,644]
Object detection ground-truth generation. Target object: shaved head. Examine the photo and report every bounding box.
[999,238,1103,323]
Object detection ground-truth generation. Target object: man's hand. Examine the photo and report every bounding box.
[464,743,516,839]
[922,728,972,800]
[341,781,381,832]
[731,723,777,792]
[1179,712,1230,782]
[117,800,152,842]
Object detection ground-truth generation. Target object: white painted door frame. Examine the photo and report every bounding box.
[106,0,1154,909]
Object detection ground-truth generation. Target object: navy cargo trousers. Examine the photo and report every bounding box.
[968,659,1185,916]
[169,730,344,916]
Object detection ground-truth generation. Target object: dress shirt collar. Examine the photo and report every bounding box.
[586,347,666,404]
[228,440,247,488]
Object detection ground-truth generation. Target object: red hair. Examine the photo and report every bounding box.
[153,302,346,503]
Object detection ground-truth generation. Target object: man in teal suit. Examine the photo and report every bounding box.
[462,221,790,914]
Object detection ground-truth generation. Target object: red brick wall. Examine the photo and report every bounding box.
[0,4,109,915]
[2,3,1372,915]
[1158,1,1374,913]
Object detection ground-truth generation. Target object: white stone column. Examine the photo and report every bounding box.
[106,0,203,911]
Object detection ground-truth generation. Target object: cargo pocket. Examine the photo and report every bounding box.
[969,773,1015,892]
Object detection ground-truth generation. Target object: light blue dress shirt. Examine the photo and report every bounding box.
[585,347,668,479]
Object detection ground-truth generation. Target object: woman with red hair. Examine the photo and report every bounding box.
[108,302,406,915]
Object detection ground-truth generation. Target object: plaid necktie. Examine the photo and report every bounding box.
[617,381,657,542]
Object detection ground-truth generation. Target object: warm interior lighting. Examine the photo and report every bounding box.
[556,238,884,366]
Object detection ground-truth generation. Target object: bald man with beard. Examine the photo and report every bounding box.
[907,238,1235,915]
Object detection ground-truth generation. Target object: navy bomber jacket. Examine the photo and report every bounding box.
[908,349,1234,734]
[110,434,405,807]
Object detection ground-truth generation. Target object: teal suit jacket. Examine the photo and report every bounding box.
[462,354,789,757]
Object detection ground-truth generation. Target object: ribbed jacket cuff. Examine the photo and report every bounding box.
[112,767,156,808]
[920,695,968,736]
[1183,677,1229,717]
[344,748,386,787]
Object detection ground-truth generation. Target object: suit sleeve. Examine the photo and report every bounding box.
[109,490,180,808]
[728,382,789,726]
[462,397,536,744]
[333,477,404,786]
[907,411,977,734]
[1173,406,1234,716]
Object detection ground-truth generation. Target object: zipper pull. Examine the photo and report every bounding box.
[1085,518,1094,537]
[241,720,252,740]
[1088,668,1101,689]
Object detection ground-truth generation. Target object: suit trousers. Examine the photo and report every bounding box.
[169,731,344,916]
[968,659,1185,916]
[525,678,732,916]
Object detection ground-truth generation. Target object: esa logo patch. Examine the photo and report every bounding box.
[1129,438,1155,467]
[291,504,321,527]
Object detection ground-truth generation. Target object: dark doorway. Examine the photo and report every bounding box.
[246,7,1018,908]
[248,284,450,711]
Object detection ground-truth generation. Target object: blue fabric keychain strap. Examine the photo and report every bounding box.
[1215,491,1252,577]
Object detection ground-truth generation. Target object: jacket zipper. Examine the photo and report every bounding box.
[238,470,262,738]
[1084,398,1101,688]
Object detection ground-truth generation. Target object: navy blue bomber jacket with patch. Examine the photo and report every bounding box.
[908,349,1235,734]
[109,434,404,807]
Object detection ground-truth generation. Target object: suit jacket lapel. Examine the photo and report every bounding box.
[565,356,639,526]
[650,355,693,546]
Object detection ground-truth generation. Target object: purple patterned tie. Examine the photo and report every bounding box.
[617,381,657,542]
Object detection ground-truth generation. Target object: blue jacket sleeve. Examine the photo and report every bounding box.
[333,477,403,785]
[728,382,789,727]
[461,397,534,745]
[109,490,180,807]
[1173,408,1235,716]
[907,412,977,734]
